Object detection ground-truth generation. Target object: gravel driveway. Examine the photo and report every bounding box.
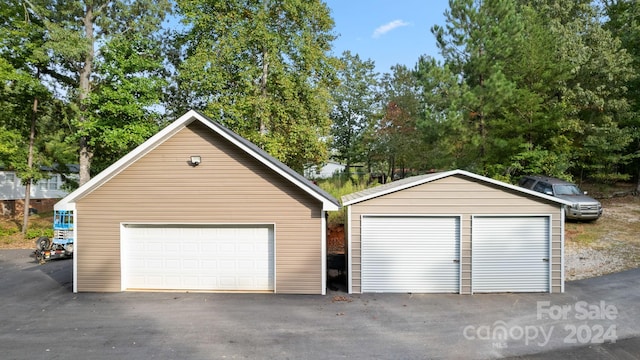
[565,196,640,281]
[2,249,640,360]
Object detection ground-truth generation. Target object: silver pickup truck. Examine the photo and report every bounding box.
[518,175,603,221]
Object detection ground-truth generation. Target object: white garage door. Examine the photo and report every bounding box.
[472,216,550,293]
[123,224,274,291]
[361,216,460,293]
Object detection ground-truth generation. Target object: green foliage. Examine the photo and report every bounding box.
[3,0,172,184]
[173,0,339,172]
[26,227,53,240]
[0,225,20,237]
[529,0,635,182]
[603,0,640,185]
[81,31,167,173]
[415,0,636,184]
[484,145,573,183]
[2,0,638,193]
[417,57,473,170]
[0,10,76,183]
[330,51,379,175]
[373,64,426,178]
[0,127,23,166]
[317,174,379,225]
[317,173,376,200]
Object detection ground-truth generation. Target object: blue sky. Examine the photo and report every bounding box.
[324,0,450,74]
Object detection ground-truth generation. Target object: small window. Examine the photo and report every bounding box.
[36,175,60,190]
[6,173,15,183]
[49,176,60,190]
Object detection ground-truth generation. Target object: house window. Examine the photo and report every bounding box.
[5,173,15,183]
[37,175,60,190]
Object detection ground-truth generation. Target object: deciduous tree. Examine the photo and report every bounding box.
[0,3,75,233]
[173,0,339,172]
[330,51,379,177]
[375,65,424,179]
[14,0,171,185]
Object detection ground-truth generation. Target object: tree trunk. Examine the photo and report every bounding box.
[345,125,352,178]
[258,0,270,135]
[22,97,37,236]
[477,46,486,161]
[78,2,95,186]
[259,47,269,135]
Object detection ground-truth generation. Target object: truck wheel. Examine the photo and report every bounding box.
[35,236,50,251]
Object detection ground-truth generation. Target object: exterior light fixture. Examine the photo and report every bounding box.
[189,155,201,166]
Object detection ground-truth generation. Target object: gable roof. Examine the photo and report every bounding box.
[56,110,339,211]
[341,169,575,207]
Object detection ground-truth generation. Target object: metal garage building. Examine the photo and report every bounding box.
[342,170,572,294]
[55,110,339,294]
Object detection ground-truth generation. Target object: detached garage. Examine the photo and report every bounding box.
[55,110,339,294]
[342,170,572,295]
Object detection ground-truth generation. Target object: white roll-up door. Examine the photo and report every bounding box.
[123,224,274,291]
[361,216,460,293]
[472,216,550,293]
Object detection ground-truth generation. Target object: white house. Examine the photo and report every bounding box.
[0,166,77,215]
[304,161,346,179]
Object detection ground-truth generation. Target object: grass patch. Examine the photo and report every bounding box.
[566,195,640,252]
[565,222,600,245]
[570,228,602,245]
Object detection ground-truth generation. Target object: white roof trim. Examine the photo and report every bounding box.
[55,110,339,211]
[341,169,574,207]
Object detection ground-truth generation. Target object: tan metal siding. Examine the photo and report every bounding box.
[349,175,563,294]
[75,122,323,293]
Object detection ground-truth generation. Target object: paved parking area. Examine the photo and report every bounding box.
[1,249,639,359]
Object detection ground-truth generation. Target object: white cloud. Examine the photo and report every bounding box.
[372,19,410,39]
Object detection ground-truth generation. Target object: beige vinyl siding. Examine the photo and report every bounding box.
[349,175,563,294]
[75,122,322,293]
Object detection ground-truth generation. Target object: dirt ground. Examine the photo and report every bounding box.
[564,195,640,280]
[0,214,51,250]
[327,224,345,254]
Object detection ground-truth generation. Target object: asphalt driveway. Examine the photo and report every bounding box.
[1,249,639,360]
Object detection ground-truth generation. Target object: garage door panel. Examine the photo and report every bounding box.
[124,225,274,291]
[361,216,460,293]
[472,216,549,293]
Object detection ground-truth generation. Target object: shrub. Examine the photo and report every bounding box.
[0,225,20,237]
[317,174,379,226]
[26,228,54,240]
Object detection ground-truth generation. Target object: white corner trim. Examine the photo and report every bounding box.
[321,212,327,295]
[347,206,353,294]
[72,209,78,293]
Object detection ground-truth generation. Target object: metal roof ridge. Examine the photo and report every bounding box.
[341,169,574,206]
